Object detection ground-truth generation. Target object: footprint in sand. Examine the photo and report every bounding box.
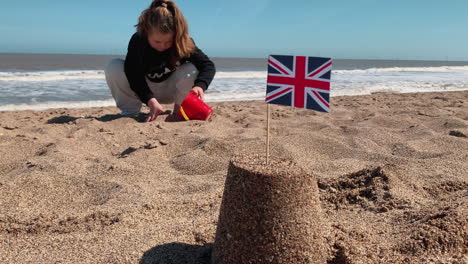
[118,140,166,158]
[35,143,56,156]
[46,116,79,124]
[0,211,121,235]
[83,180,126,206]
[120,147,138,157]
[449,130,467,138]
[170,138,232,175]
[391,143,448,159]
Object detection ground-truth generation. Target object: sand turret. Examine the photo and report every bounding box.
[212,155,326,264]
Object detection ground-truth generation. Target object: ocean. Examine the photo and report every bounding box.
[1,53,468,111]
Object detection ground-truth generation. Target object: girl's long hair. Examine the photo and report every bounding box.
[136,0,195,63]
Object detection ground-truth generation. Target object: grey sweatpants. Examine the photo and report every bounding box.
[105,58,199,115]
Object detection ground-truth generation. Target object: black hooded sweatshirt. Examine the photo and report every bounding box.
[124,33,216,104]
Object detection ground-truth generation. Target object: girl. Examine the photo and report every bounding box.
[105,0,216,122]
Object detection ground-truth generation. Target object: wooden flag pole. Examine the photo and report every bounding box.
[264,55,332,166]
[266,103,271,166]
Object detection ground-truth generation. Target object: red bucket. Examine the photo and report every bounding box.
[177,92,213,121]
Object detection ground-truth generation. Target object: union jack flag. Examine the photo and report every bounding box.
[266,55,332,112]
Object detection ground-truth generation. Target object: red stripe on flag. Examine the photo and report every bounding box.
[308,61,332,78]
[294,56,306,108]
[267,76,330,91]
[268,59,289,75]
[265,87,292,102]
[312,90,329,108]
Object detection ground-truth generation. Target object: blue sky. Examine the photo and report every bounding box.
[1,0,467,60]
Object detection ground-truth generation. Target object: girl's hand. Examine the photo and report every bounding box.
[191,86,205,101]
[146,98,164,122]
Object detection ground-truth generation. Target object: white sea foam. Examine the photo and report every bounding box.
[1,65,468,111]
[334,66,468,74]
[0,99,116,111]
[1,65,467,81]
[215,71,267,78]
[0,70,268,82]
[0,70,104,82]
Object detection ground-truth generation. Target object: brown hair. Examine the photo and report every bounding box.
[136,0,195,61]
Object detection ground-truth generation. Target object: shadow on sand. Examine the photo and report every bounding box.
[46,110,182,124]
[139,242,213,264]
[46,114,145,124]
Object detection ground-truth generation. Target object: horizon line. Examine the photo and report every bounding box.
[1,52,468,63]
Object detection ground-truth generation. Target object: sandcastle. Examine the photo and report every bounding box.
[211,155,326,264]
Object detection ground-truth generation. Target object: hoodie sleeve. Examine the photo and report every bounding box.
[124,33,155,105]
[188,44,216,91]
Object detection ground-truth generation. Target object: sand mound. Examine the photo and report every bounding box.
[443,118,467,129]
[318,167,410,213]
[319,165,467,263]
[396,201,467,257]
[423,180,468,198]
[170,137,234,175]
[171,149,226,175]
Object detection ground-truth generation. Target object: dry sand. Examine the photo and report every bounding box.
[0,91,467,264]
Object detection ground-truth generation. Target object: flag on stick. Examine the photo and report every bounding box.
[266,55,332,112]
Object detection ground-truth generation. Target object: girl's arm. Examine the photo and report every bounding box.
[124,33,156,105]
[188,44,216,92]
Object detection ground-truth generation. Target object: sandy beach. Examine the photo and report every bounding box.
[0,91,467,263]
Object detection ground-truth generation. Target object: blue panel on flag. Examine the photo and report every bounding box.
[320,71,331,80]
[268,65,282,75]
[306,91,330,113]
[266,85,281,94]
[267,86,292,106]
[308,57,331,80]
[270,55,294,71]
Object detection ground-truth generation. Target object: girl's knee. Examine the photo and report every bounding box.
[105,58,125,78]
[178,63,198,79]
